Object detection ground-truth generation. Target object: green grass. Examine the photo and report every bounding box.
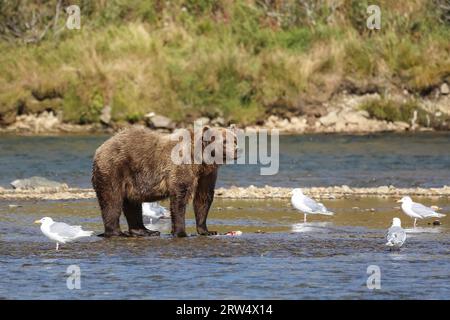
[359,98,431,126]
[0,0,449,126]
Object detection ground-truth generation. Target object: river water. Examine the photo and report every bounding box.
[0,197,449,299]
[0,133,449,299]
[0,132,449,188]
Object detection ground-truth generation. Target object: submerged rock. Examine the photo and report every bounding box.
[10,177,68,190]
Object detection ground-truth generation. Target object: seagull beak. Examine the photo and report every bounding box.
[34,220,41,224]
[396,200,402,203]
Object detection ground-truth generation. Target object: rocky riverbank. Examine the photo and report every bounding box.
[1,185,449,201]
[1,92,449,135]
[214,185,450,199]
[247,92,450,134]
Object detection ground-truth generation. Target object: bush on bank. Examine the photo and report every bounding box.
[0,0,449,127]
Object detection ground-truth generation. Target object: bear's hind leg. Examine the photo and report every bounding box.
[123,200,160,237]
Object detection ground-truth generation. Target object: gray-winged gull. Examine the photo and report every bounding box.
[291,188,334,223]
[142,202,170,224]
[397,196,446,228]
[34,217,94,250]
[386,217,406,249]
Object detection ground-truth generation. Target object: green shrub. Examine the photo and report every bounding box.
[1,0,449,128]
[360,98,430,125]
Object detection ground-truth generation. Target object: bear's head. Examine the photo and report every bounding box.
[193,126,239,165]
[196,125,240,165]
[170,125,240,165]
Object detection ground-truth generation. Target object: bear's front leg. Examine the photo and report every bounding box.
[170,189,190,237]
[194,171,218,236]
[99,197,126,237]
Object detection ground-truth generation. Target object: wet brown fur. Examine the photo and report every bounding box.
[92,126,235,237]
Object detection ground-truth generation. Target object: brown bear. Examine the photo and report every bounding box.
[92,125,238,237]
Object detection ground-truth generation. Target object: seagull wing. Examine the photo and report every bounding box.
[302,195,327,213]
[143,202,171,219]
[159,206,171,218]
[386,226,406,247]
[411,202,445,218]
[142,203,158,217]
[317,202,334,215]
[49,222,82,238]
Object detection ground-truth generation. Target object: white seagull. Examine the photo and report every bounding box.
[385,217,406,249]
[291,188,334,223]
[397,196,446,228]
[34,217,94,250]
[142,202,170,224]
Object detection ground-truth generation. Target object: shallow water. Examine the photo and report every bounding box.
[0,132,450,188]
[1,133,449,299]
[1,198,449,299]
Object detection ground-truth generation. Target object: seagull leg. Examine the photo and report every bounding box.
[414,219,417,228]
[56,242,59,251]
[304,214,307,223]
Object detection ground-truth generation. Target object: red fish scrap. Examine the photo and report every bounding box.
[225,231,243,236]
